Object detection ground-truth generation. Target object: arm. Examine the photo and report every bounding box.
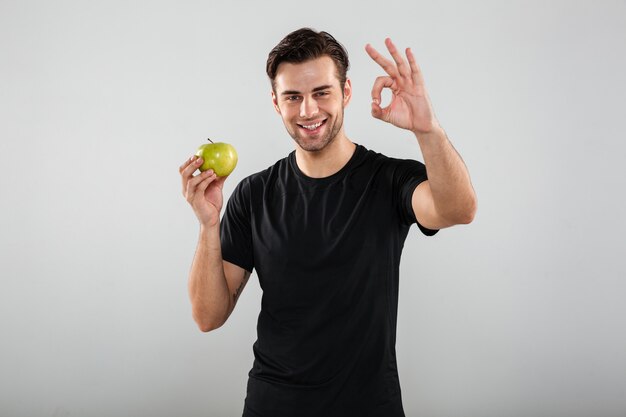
[179,156,251,332]
[411,126,476,229]
[365,38,477,229]
[188,225,250,332]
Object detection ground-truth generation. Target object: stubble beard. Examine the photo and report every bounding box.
[286,109,344,153]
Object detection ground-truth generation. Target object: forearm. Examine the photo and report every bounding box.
[188,224,231,332]
[415,125,477,224]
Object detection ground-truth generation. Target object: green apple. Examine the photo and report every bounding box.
[195,139,238,177]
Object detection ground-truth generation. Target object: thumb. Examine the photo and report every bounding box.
[371,99,384,120]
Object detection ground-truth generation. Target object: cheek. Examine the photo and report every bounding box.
[284,110,299,125]
[276,106,292,119]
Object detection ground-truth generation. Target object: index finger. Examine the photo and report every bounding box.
[179,155,203,179]
[365,43,399,78]
[179,155,197,174]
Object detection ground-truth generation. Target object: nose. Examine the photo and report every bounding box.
[299,95,319,119]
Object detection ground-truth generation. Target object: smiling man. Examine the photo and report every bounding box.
[179,28,477,417]
[272,55,349,154]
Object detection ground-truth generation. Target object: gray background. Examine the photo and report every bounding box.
[1,0,625,416]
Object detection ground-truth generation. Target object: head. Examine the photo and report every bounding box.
[266,28,350,94]
[267,28,352,153]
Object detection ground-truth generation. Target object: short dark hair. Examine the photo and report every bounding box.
[266,28,350,91]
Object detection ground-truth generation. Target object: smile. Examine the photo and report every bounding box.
[298,119,327,131]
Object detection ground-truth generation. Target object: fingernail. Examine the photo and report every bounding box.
[195,158,202,164]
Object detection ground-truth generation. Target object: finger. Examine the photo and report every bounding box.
[370,75,394,106]
[365,43,399,79]
[181,156,204,194]
[193,171,218,197]
[371,100,384,121]
[385,38,410,79]
[370,76,394,122]
[212,174,228,189]
[188,168,215,190]
[371,100,390,122]
[180,156,203,178]
[406,47,425,86]
[185,168,215,200]
[179,155,197,173]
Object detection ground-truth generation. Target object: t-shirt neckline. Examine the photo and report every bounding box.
[288,143,365,184]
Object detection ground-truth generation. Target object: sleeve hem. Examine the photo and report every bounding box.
[222,253,254,274]
[416,221,439,236]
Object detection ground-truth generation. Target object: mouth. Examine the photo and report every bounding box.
[297,119,327,134]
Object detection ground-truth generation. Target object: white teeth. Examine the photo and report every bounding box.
[302,121,323,130]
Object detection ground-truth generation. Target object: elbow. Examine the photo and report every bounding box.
[192,309,228,333]
[197,321,222,333]
[460,196,478,224]
[459,210,475,225]
[195,317,225,333]
[449,195,477,225]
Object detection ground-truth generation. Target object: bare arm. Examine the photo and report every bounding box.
[188,225,250,332]
[366,38,477,229]
[411,126,476,229]
[180,156,250,332]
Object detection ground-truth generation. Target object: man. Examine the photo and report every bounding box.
[179,28,476,417]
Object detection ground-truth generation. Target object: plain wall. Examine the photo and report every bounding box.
[1,0,625,416]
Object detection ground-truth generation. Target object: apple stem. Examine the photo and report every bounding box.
[207,137,214,143]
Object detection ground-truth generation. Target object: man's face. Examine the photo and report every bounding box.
[272,56,352,152]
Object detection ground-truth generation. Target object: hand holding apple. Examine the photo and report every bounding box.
[195,139,238,177]
[179,137,237,227]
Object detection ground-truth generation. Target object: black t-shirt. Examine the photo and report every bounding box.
[221,144,437,417]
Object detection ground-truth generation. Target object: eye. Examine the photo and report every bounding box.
[285,95,301,102]
[315,91,329,97]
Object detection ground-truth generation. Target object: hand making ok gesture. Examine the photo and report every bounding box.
[365,38,440,136]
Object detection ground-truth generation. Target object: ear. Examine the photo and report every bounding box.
[271,90,281,114]
[342,78,352,107]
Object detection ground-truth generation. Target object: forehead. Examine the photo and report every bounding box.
[274,56,340,92]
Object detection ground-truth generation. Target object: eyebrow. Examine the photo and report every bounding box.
[280,85,333,95]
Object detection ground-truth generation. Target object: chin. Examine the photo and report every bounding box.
[293,135,334,153]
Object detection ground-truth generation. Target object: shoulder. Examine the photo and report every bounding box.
[354,144,426,178]
[230,153,292,197]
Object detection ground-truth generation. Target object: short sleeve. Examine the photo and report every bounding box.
[394,159,439,236]
[220,178,255,273]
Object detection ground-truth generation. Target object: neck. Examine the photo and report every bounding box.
[295,135,356,178]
